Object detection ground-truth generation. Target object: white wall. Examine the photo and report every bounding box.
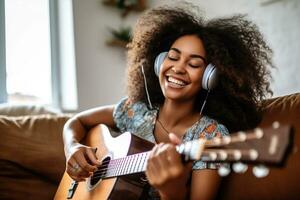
[73,0,300,111]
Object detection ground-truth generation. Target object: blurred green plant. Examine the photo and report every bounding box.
[102,0,146,17]
[109,26,132,42]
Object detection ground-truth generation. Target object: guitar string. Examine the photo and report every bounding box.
[88,131,255,174]
[87,149,255,180]
[85,130,260,179]
[89,157,147,179]
[94,152,149,167]
[87,130,258,171]
[89,153,149,178]
[84,131,257,180]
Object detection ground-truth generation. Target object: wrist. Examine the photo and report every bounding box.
[64,141,81,158]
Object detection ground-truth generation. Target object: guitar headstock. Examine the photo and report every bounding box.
[177,121,293,166]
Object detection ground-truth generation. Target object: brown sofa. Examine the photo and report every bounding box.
[0,93,299,200]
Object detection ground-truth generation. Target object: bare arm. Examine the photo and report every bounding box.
[63,105,116,181]
[190,169,221,200]
[63,105,115,154]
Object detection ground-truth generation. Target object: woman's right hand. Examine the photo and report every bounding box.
[65,143,101,182]
[62,105,115,181]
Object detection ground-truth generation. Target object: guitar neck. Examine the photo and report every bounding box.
[100,151,151,179]
[96,124,292,179]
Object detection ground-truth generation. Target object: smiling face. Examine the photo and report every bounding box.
[159,34,207,102]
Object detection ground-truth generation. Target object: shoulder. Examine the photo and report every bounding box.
[113,97,151,118]
[112,97,156,133]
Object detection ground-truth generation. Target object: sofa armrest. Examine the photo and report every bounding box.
[0,114,70,183]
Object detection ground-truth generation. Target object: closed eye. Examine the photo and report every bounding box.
[189,64,200,68]
[168,56,179,61]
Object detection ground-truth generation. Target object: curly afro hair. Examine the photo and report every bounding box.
[126,4,273,132]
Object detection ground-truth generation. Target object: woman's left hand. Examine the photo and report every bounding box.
[145,133,193,200]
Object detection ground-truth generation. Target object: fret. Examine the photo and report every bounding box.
[127,156,134,175]
[142,152,150,171]
[126,155,133,175]
[112,159,119,176]
[131,154,138,173]
[137,153,143,172]
[106,162,114,178]
[131,155,137,174]
[119,157,127,176]
[109,160,115,177]
[116,158,123,176]
[125,156,132,175]
[112,159,118,177]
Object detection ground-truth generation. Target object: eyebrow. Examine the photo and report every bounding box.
[170,47,207,64]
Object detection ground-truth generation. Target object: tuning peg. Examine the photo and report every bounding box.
[252,165,269,178]
[218,164,231,177]
[232,162,248,173]
[272,121,280,129]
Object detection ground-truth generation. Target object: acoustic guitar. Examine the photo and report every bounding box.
[54,123,293,200]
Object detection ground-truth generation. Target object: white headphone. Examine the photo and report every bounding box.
[154,52,218,90]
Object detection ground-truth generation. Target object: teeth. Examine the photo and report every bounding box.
[168,77,186,86]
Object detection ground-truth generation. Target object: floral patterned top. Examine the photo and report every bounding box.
[113,97,229,170]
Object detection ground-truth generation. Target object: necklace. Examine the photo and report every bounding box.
[156,118,170,135]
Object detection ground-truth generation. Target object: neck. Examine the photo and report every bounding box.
[159,99,200,128]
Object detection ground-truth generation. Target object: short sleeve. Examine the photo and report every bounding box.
[112,98,157,142]
[113,97,131,133]
[192,121,229,170]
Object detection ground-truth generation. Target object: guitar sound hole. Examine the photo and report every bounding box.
[90,156,111,186]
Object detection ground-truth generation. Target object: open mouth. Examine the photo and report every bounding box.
[166,76,188,87]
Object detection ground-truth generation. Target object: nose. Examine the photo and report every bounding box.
[172,59,186,73]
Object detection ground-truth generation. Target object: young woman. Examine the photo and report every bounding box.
[63,5,273,200]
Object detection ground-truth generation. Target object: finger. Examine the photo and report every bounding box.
[67,158,79,175]
[67,157,76,169]
[75,152,97,172]
[69,174,85,182]
[146,159,160,186]
[168,133,182,145]
[145,163,153,184]
[147,144,164,175]
[68,163,92,179]
[85,147,101,165]
[148,144,162,158]
[156,144,172,166]
[167,145,182,164]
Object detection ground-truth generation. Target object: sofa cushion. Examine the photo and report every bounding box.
[0,114,70,183]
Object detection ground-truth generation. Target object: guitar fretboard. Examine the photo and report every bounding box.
[99,151,151,179]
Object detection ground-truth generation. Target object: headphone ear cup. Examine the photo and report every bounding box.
[154,52,168,77]
[202,63,218,90]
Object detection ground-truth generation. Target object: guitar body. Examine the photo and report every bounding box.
[55,124,154,200]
